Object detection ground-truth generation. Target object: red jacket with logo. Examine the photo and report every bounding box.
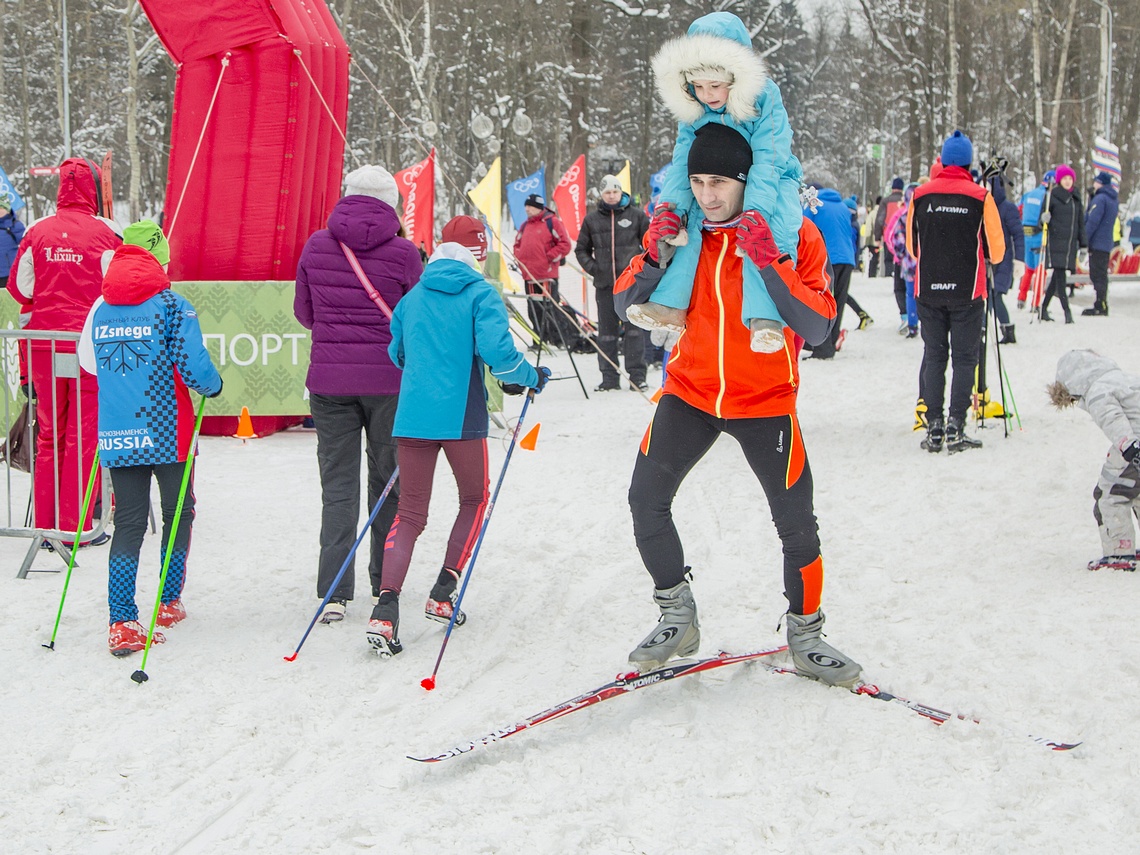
[8,158,122,335]
[906,164,1005,304]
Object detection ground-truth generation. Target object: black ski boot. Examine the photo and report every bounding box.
[367,590,403,656]
[1081,301,1109,317]
[945,417,983,453]
[425,566,467,626]
[921,417,944,453]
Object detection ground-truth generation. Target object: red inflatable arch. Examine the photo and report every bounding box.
[139,0,349,280]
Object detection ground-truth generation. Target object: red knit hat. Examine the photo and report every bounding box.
[441,215,488,261]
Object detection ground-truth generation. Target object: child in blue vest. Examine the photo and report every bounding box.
[626,12,804,354]
[79,220,222,656]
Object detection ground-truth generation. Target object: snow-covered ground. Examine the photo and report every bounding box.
[3,271,1138,853]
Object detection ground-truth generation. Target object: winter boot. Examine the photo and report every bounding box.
[785,610,862,688]
[921,417,944,453]
[425,566,467,626]
[1039,307,1053,322]
[156,599,186,628]
[897,315,908,335]
[108,621,166,657]
[749,318,786,354]
[999,323,1016,344]
[856,311,873,330]
[367,591,403,656]
[626,302,686,333]
[913,398,928,432]
[1087,555,1137,572]
[1063,308,1074,325]
[1081,301,1109,317]
[905,326,919,339]
[318,597,347,624]
[945,417,983,453]
[628,580,701,672]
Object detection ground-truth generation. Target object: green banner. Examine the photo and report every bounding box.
[173,281,309,416]
[0,282,310,417]
[2,281,508,419]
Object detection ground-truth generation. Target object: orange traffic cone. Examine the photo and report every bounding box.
[519,423,541,451]
[233,406,258,440]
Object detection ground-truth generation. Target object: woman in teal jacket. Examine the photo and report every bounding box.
[367,219,548,655]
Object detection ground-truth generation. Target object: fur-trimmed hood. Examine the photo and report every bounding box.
[652,12,768,125]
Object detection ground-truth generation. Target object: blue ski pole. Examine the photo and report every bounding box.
[284,465,400,661]
[421,392,535,691]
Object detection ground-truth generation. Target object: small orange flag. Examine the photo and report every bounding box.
[520,422,541,451]
[650,388,664,403]
[233,406,258,440]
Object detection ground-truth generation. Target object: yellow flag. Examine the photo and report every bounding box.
[617,160,632,194]
[467,157,515,290]
[468,157,502,248]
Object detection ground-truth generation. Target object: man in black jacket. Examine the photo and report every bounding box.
[575,175,650,391]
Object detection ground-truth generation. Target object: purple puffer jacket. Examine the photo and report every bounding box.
[295,195,423,395]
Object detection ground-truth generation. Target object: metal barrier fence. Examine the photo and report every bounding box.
[1,329,112,578]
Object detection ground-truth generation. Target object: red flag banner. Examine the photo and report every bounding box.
[396,148,436,255]
[552,154,586,242]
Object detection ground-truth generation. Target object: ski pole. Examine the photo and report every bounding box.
[1001,364,1023,430]
[131,396,207,684]
[422,391,534,691]
[987,267,1009,439]
[42,448,102,651]
[284,465,400,662]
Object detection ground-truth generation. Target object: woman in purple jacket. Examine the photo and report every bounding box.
[294,165,423,623]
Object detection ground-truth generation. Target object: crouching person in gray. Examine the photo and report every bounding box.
[1050,349,1140,572]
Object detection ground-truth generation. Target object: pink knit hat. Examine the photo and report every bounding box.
[1054,164,1076,184]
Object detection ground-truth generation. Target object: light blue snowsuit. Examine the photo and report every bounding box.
[650,12,804,328]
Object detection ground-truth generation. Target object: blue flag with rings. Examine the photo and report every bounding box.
[506,166,546,229]
[0,164,25,213]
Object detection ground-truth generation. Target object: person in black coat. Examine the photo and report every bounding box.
[575,175,650,391]
[1039,163,1086,324]
[988,173,1025,343]
[1082,171,1119,316]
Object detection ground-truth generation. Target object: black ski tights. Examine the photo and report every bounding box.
[627,395,824,615]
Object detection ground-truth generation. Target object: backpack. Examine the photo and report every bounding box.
[544,214,567,266]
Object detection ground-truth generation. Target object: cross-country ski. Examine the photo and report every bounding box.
[408,646,788,763]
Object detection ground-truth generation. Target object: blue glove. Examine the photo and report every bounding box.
[533,366,552,394]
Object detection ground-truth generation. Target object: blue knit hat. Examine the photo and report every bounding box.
[890,177,904,191]
[1094,171,1115,187]
[940,131,973,168]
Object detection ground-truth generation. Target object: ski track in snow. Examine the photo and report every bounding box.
[2,271,1139,852]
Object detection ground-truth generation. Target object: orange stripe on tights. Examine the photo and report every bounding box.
[799,556,824,615]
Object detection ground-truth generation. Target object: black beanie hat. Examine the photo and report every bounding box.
[687,123,750,183]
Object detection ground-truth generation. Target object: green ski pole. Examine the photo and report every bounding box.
[131,396,207,684]
[1002,364,1023,431]
[42,448,103,650]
